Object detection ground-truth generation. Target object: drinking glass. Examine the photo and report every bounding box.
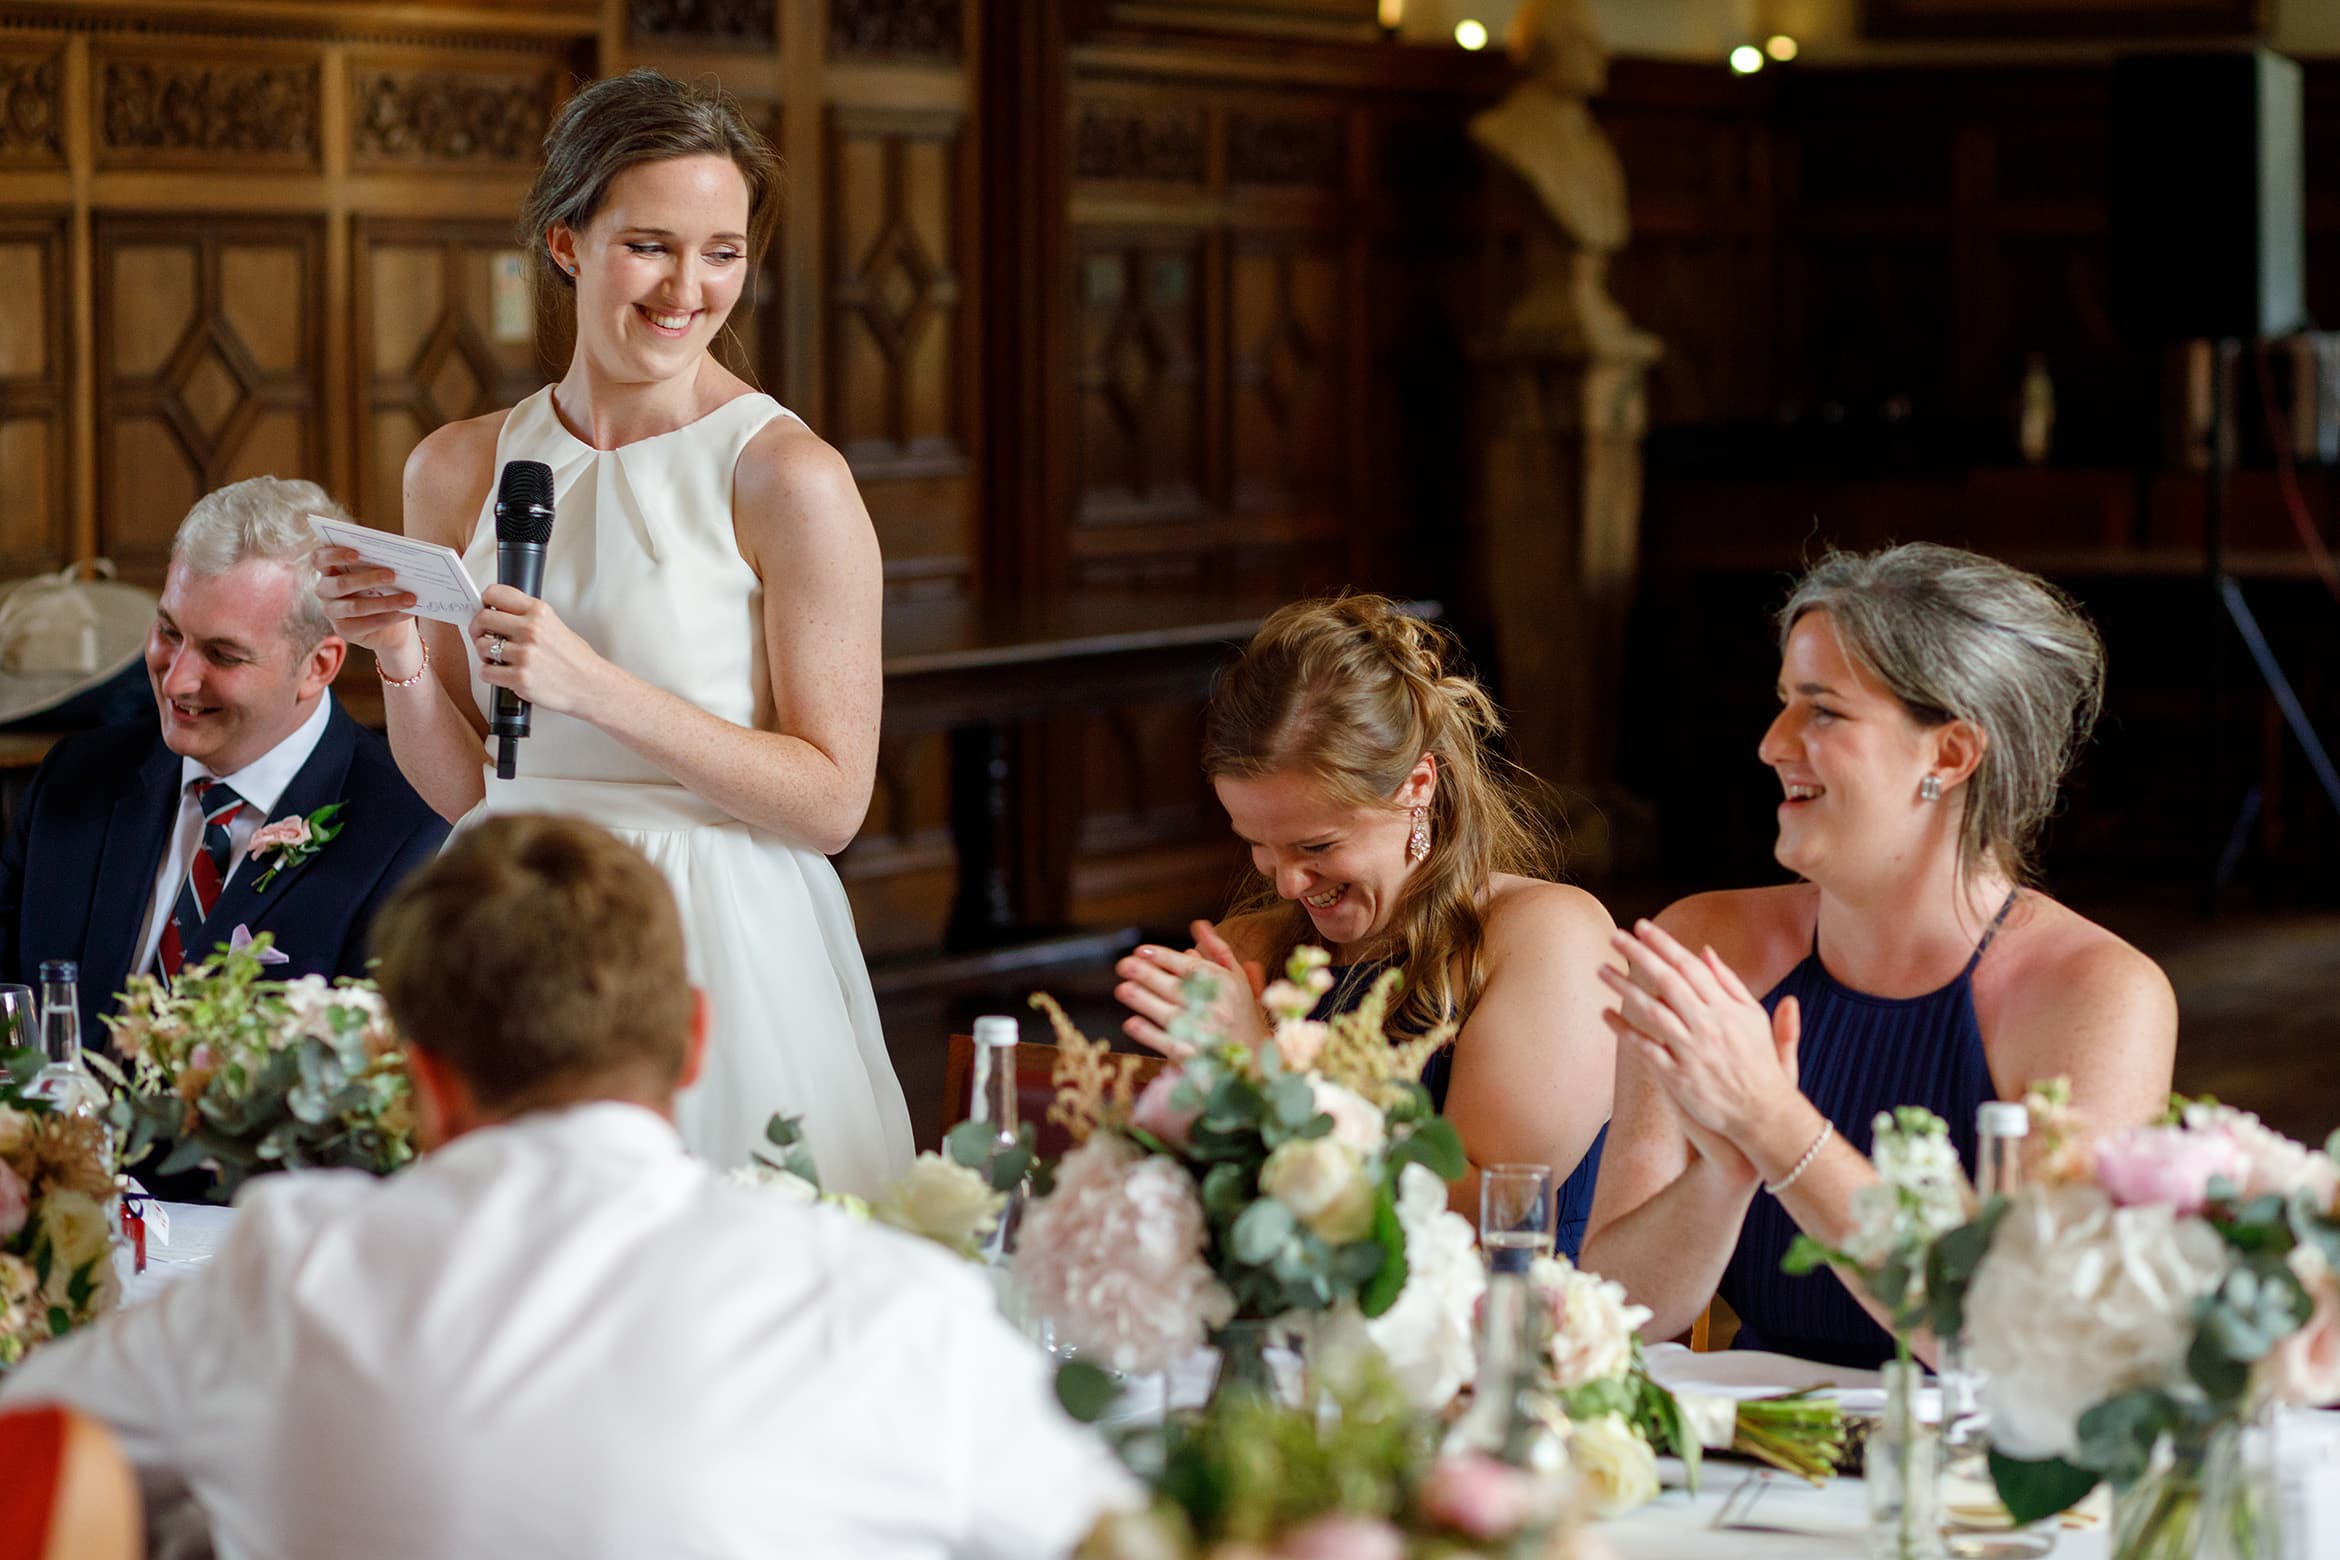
[1479,1162,1554,1274]
[0,984,33,1053]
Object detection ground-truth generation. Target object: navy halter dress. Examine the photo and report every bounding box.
[1312,962,1609,1261]
[1715,895,2012,1368]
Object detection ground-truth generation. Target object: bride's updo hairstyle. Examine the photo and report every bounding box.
[1203,595,1557,1035]
[1780,543,2106,886]
[518,68,782,359]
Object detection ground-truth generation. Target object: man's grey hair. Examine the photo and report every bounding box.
[170,477,351,651]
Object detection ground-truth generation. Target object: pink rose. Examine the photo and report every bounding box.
[1419,1453,1536,1539]
[1131,1069,1202,1151]
[1270,1516,1405,1560]
[2093,1125,2250,1216]
[0,1159,28,1242]
[250,816,311,854]
[2262,1248,2340,1407]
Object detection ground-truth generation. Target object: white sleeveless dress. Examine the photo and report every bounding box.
[455,386,914,1196]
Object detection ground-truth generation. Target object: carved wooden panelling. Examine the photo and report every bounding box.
[1074,98,1207,186]
[831,0,964,61]
[0,46,63,168]
[1226,110,1346,190]
[1230,239,1341,514]
[1076,236,1205,528]
[0,216,68,575]
[356,221,551,528]
[836,731,954,956]
[828,109,966,474]
[350,64,555,169]
[628,0,774,48]
[97,49,321,171]
[95,217,325,578]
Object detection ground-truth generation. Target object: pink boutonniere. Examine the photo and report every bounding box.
[248,802,346,891]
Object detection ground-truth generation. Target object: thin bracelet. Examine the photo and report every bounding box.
[375,635,430,689]
[1764,1120,1832,1196]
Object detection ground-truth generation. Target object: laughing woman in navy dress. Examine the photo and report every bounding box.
[1113,596,1617,1256]
[1582,544,2176,1367]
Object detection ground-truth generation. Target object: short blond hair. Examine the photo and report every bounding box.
[370,816,693,1110]
[171,476,350,650]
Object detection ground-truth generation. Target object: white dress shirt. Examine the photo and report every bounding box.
[134,692,334,976]
[2,1103,1133,1560]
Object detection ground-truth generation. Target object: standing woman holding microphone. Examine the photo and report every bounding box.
[315,69,913,1193]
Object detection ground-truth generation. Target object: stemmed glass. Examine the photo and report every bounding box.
[1479,1162,1555,1275]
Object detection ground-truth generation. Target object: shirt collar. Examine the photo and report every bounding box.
[444,1100,688,1163]
[180,692,334,816]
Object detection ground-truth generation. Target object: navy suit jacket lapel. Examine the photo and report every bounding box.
[85,735,180,995]
[205,702,358,948]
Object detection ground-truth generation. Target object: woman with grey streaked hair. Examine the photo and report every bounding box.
[1580,542,2176,1368]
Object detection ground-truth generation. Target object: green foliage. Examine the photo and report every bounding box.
[1921,1196,2005,1341]
[755,1113,823,1189]
[1055,1360,1122,1424]
[1,1046,41,1090]
[2075,1389,2181,1487]
[943,1115,1040,1195]
[1988,1449,2101,1526]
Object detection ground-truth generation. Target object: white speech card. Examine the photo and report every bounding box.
[307,515,484,627]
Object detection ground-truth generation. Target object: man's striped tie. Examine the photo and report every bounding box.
[157,779,244,981]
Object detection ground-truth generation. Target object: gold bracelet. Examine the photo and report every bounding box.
[375,634,430,689]
[1764,1120,1832,1197]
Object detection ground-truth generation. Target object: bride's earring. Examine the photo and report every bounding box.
[1407,805,1430,864]
[1919,774,1943,802]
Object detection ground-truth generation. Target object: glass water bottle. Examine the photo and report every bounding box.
[33,960,107,1120]
[968,1014,1026,1261]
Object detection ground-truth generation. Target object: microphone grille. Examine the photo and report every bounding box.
[494,460,556,544]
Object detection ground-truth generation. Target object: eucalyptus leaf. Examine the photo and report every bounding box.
[1989,1450,2099,1525]
[943,1118,997,1168]
[2074,1389,2178,1484]
[1054,1360,1122,1424]
[1230,1198,1296,1265]
[1357,1185,1408,1318]
[1201,1161,1253,1219]
[1387,1116,1464,1183]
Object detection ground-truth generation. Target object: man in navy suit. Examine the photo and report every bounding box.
[0,476,448,1052]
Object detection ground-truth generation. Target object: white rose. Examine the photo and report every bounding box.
[1529,1253,1651,1390]
[876,1153,1006,1258]
[1309,1079,1386,1156]
[1259,1138,1375,1244]
[36,1189,119,1320]
[1358,1162,1486,1409]
[1966,1183,2230,1462]
[1567,1412,1659,1518]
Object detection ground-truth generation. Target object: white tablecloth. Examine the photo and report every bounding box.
[116,1205,2340,1560]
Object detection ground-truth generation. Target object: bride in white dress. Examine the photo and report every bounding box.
[315,69,913,1195]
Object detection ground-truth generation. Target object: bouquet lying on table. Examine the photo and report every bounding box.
[1932,1088,2340,1556]
[1012,947,1485,1408]
[729,1112,1014,1261]
[0,1048,120,1371]
[1519,1254,1846,1516]
[95,934,414,1199]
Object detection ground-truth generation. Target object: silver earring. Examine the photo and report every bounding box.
[1407,806,1430,864]
[1919,774,1943,802]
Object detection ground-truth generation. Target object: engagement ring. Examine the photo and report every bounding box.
[486,633,506,665]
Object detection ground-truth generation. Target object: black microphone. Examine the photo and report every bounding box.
[491,459,556,781]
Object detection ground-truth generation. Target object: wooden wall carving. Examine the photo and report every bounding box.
[1226,110,1344,188]
[1076,236,1206,542]
[626,0,774,48]
[1074,98,1207,184]
[351,65,554,168]
[354,219,551,526]
[98,50,321,169]
[0,214,69,576]
[0,45,62,167]
[95,216,325,575]
[831,0,965,61]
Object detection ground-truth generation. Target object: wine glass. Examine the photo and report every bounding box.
[1480,1162,1555,1275]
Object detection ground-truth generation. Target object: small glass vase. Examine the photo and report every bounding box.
[1206,1319,1282,1407]
[2110,1413,2280,1560]
[1869,1358,1948,1560]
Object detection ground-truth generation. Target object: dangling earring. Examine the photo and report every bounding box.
[1407,805,1430,864]
[1919,774,1943,802]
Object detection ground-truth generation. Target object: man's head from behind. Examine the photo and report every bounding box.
[150,476,349,774]
[371,815,705,1146]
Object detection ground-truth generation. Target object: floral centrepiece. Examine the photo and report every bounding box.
[96,935,412,1200]
[1014,948,1481,1401]
[728,1113,1010,1261]
[1869,1086,2340,1560]
[0,1049,120,1372]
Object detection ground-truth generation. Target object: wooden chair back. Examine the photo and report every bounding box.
[0,1405,142,1560]
[941,1032,1167,1160]
[1689,1294,1738,1353]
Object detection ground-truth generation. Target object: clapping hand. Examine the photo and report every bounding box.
[1599,919,1801,1150]
[1115,919,1268,1057]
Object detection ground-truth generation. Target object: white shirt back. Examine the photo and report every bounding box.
[3,1103,1130,1560]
